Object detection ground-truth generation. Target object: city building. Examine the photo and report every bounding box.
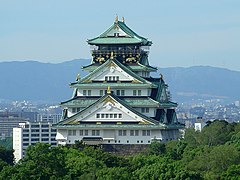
[54,17,184,150]
[0,111,27,138]
[13,121,57,162]
[194,117,206,131]
[37,114,62,124]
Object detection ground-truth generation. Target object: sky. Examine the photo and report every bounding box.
[1,0,240,70]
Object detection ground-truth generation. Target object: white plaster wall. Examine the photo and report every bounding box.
[57,128,181,145]
[134,107,156,117]
[77,88,149,97]
[94,69,134,81]
[13,128,23,163]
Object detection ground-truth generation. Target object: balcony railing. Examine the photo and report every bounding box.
[91,49,143,56]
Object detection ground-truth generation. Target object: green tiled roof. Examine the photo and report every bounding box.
[70,82,155,88]
[53,123,184,129]
[61,98,97,107]
[61,97,161,108]
[57,93,160,126]
[160,102,178,108]
[87,37,143,45]
[123,97,159,107]
[72,58,157,88]
[88,21,152,46]
[82,62,157,72]
[126,63,157,72]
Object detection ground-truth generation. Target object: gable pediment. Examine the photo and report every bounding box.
[105,27,130,37]
[64,95,156,125]
[82,60,140,83]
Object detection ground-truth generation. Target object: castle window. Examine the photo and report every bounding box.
[105,76,120,82]
[73,130,76,136]
[100,90,104,96]
[114,33,119,37]
[147,130,151,136]
[119,130,127,136]
[68,130,76,136]
[72,108,76,113]
[141,107,149,113]
[142,130,151,136]
[121,90,125,96]
[92,130,100,136]
[116,90,120,95]
[142,130,146,136]
[133,90,137,96]
[88,90,91,96]
[135,130,139,136]
[83,90,91,96]
[79,130,83,136]
[85,130,88,136]
[130,130,134,136]
[129,130,139,136]
[96,113,123,119]
[96,130,100,136]
[138,90,141,96]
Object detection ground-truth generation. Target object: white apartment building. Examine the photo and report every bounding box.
[13,121,57,162]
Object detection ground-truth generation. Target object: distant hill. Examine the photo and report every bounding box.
[0,59,89,103]
[157,66,240,102]
[0,60,240,103]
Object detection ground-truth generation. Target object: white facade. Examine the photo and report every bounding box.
[13,121,57,162]
[56,128,180,146]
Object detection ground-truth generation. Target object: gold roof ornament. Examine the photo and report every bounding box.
[122,16,125,23]
[110,51,114,59]
[76,73,81,81]
[115,15,118,23]
[107,86,111,94]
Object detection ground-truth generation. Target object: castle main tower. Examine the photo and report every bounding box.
[55,17,183,149]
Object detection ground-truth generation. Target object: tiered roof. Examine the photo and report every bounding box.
[87,17,152,46]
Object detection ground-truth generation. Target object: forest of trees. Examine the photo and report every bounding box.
[0,120,240,179]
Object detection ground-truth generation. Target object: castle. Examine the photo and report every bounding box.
[54,17,183,149]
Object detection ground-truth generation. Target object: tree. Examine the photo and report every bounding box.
[221,164,240,179]
[200,120,234,146]
[0,146,14,165]
[148,141,166,155]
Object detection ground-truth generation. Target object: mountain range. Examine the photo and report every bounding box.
[0,59,239,103]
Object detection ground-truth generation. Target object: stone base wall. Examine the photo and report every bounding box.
[101,144,149,156]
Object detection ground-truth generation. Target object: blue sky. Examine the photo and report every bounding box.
[1,0,240,70]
